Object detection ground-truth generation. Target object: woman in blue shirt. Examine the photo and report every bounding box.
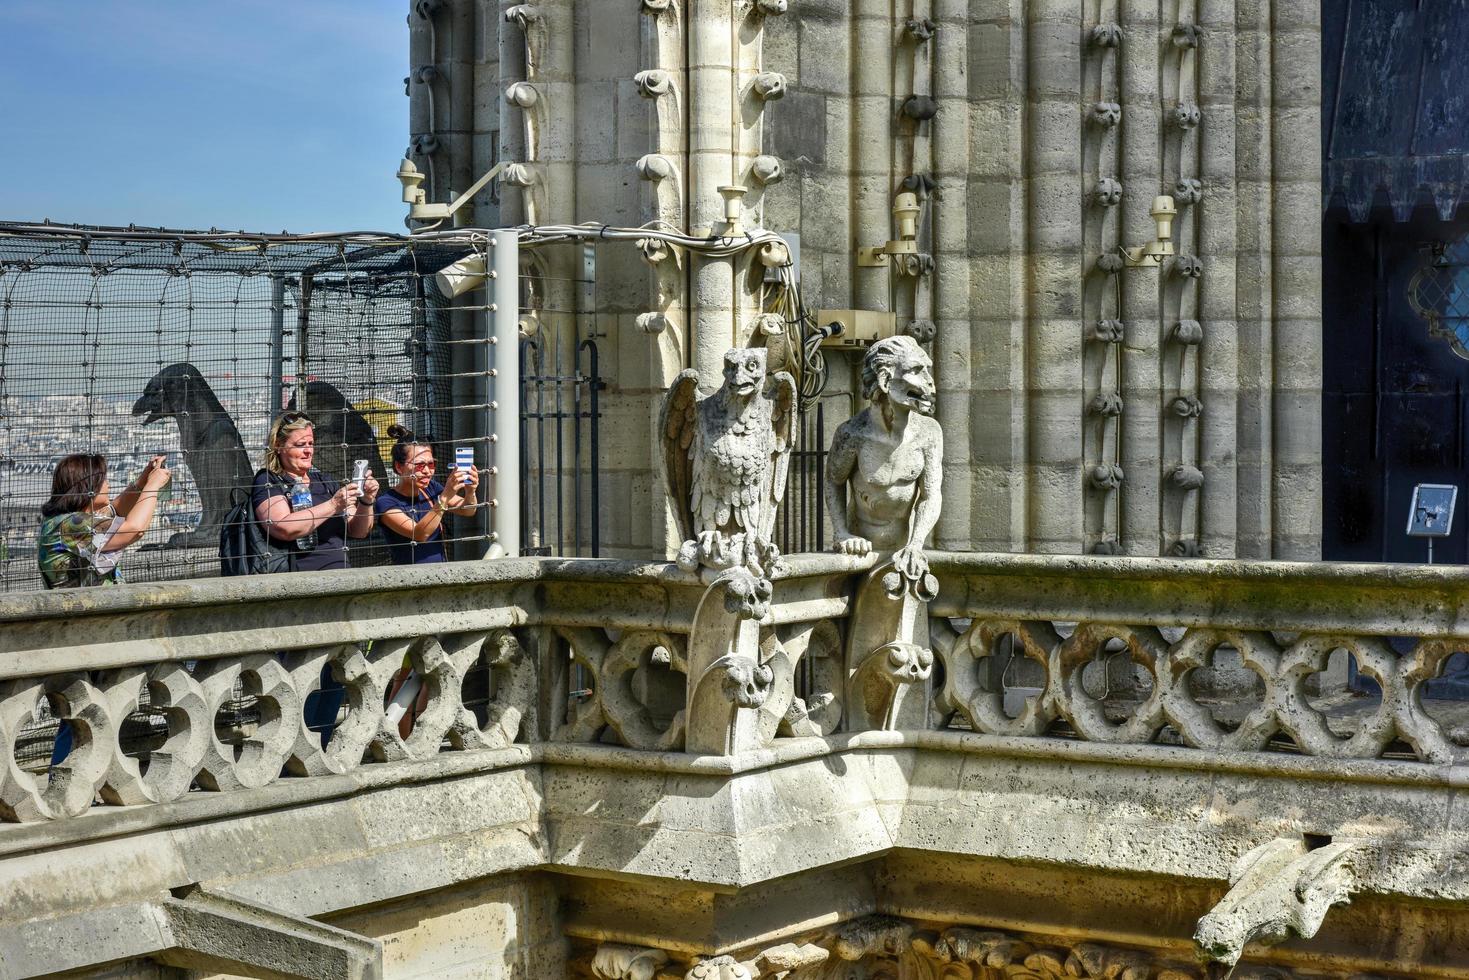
[374,425,479,564]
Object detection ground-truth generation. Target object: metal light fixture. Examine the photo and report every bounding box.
[398,157,514,226]
[857,191,923,267]
[1121,195,1178,267]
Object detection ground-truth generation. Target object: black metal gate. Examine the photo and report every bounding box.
[519,334,602,557]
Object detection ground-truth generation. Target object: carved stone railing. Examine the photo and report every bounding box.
[0,556,858,825]
[925,553,1469,763]
[3,552,1467,826]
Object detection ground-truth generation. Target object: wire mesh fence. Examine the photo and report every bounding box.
[0,224,515,592]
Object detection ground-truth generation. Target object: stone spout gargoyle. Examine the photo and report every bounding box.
[1193,836,1360,969]
[825,336,944,731]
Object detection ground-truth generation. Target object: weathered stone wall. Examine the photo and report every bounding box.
[407,0,1321,561]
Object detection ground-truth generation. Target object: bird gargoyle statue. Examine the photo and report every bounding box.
[659,348,797,582]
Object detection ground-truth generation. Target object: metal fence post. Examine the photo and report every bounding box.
[269,277,285,412]
[490,231,520,557]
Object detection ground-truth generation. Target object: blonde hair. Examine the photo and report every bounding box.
[265,412,314,475]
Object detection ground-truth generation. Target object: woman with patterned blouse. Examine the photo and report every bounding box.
[36,453,172,589]
[35,452,171,767]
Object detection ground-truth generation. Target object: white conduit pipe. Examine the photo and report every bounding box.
[489,231,521,557]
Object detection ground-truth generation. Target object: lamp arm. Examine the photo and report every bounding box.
[445,161,512,218]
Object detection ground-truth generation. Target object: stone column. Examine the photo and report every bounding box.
[930,0,973,549]
[963,0,1029,553]
[1118,0,1162,555]
[1270,0,1323,560]
[1198,0,1239,558]
[1025,0,1084,554]
[1233,0,1274,559]
[852,0,895,313]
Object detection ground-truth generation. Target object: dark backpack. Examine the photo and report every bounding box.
[219,481,297,576]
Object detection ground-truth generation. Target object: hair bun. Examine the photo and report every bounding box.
[387,424,415,441]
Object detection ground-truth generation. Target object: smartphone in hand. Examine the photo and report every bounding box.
[454,447,474,474]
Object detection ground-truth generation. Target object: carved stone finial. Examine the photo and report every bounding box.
[1171,395,1203,418]
[902,173,936,197]
[504,3,541,29]
[502,163,536,187]
[635,312,669,335]
[750,154,783,185]
[1090,22,1123,48]
[1171,102,1202,129]
[1088,392,1124,417]
[634,68,674,99]
[905,17,937,42]
[1173,319,1204,344]
[1089,101,1122,127]
[636,153,678,182]
[1172,254,1203,279]
[1173,23,1203,49]
[637,237,671,266]
[504,81,538,108]
[752,71,787,102]
[1089,463,1125,491]
[1091,318,1125,343]
[756,240,791,269]
[901,95,939,121]
[755,312,785,336]
[1095,252,1125,275]
[1171,538,1203,558]
[1175,177,1204,205]
[894,252,935,278]
[1170,464,1205,490]
[1093,177,1123,208]
[903,318,936,344]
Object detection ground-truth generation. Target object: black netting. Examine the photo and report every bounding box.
[0,224,489,591]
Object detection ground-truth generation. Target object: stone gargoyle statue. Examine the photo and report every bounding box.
[659,347,798,755]
[659,347,797,579]
[824,335,944,732]
[824,335,943,599]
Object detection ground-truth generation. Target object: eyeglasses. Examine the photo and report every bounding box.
[278,411,313,426]
[407,461,436,472]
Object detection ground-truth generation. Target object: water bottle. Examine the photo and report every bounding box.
[289,479,314,511]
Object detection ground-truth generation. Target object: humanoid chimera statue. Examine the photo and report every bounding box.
[824,335,943,597]
[660,348,797,577]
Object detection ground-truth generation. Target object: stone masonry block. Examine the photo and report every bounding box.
[969,21,1022,101]
[968,101,1024,179]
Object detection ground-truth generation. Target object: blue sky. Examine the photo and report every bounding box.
[0,0,408,233]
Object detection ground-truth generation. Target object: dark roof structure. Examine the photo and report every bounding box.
[1325,0,1469,221]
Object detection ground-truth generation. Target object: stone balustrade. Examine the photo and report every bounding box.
[1,553,1467,826]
